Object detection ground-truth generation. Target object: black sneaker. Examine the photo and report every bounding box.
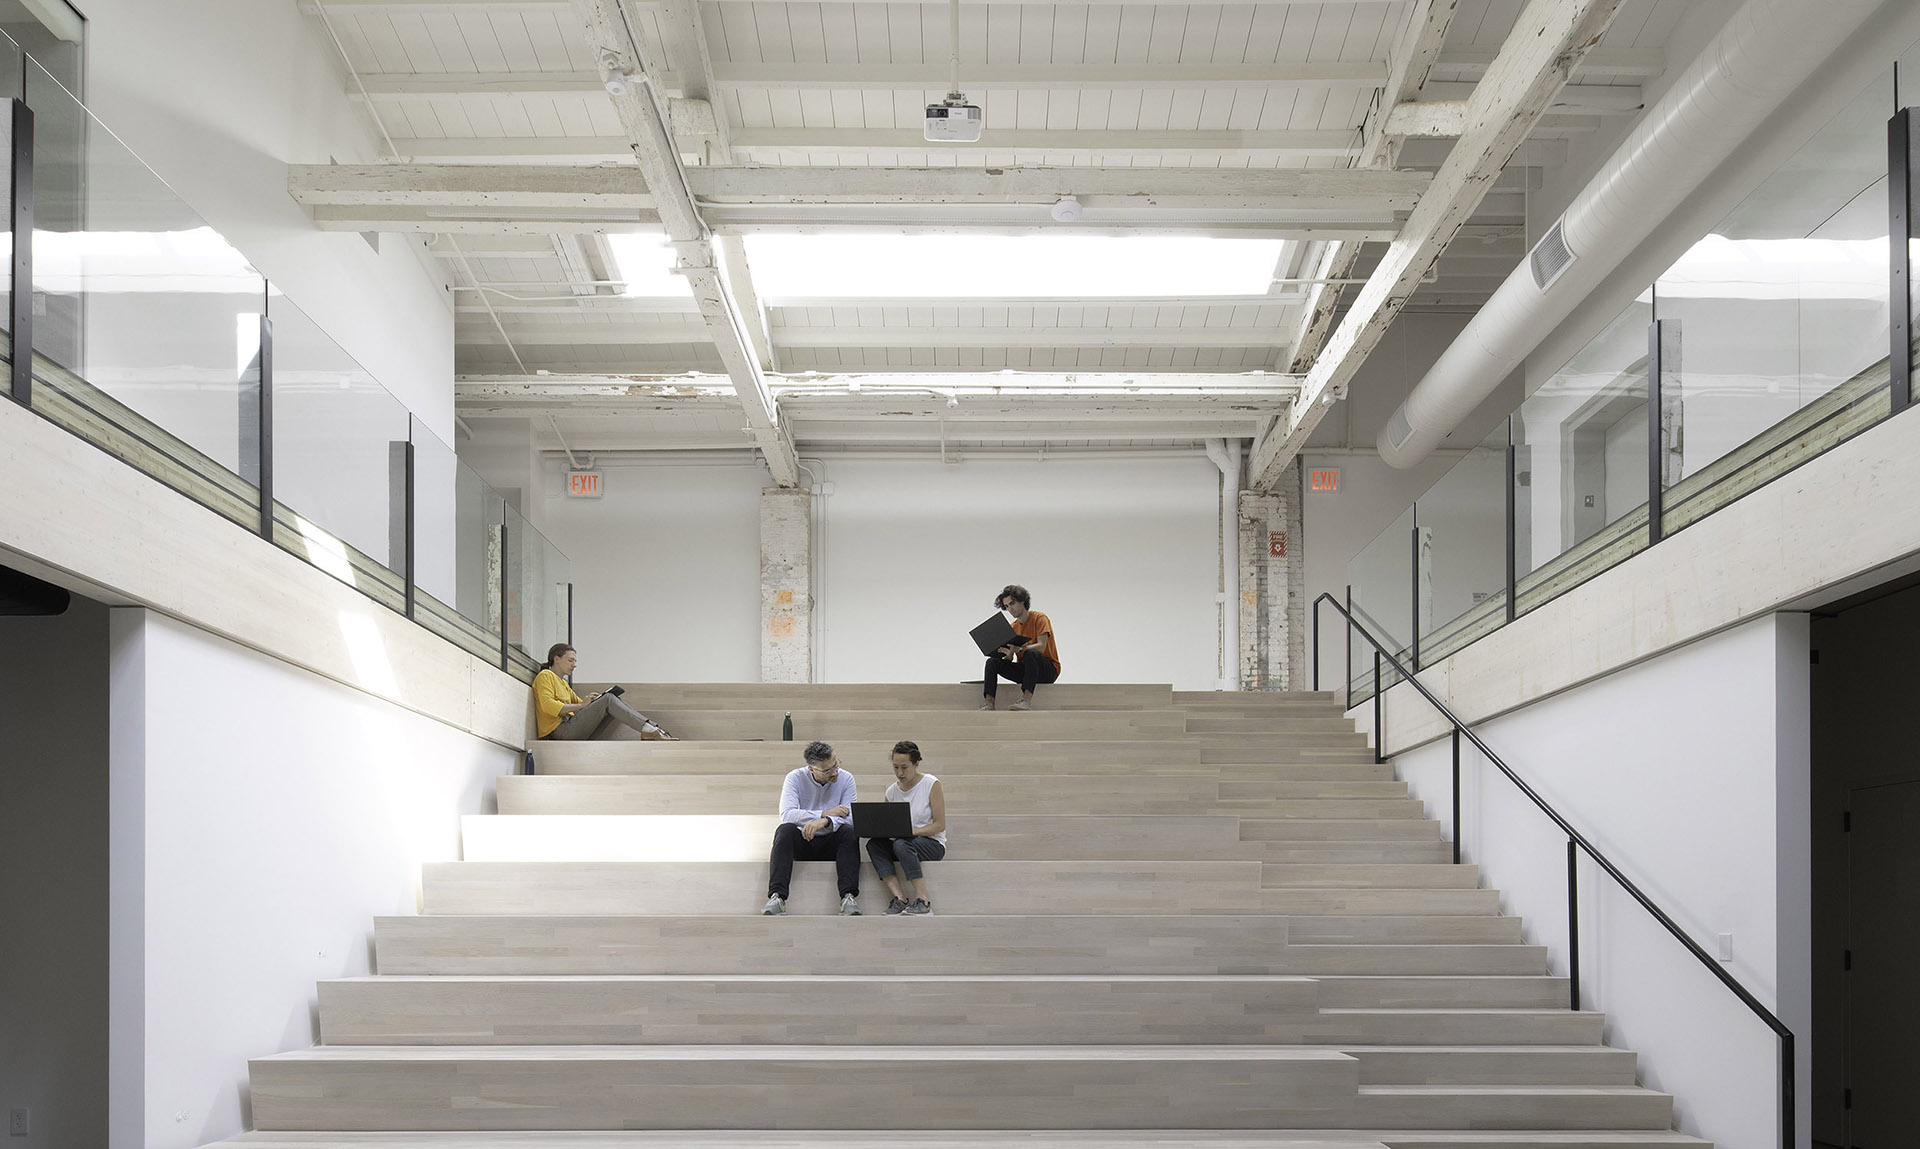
[904,898,932,915]
[885,897,908,915]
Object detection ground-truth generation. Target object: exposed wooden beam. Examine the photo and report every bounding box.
[708,61,1386,91]
[570,0,799,486]
[1251,0,1627,491]
[1283,0,1457,375]
[467,321,1298,349]
[1434,46,1664,78]
[727,128,1361,156]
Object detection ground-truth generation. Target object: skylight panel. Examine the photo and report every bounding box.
[743,234,1288,299]
[605,232,692,297]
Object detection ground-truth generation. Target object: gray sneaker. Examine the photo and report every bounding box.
[760,895,786,916]
[904,898,932,915]
[839,894,862,916]
[885,897,908,915]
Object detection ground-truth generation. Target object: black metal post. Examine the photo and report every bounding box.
[256,313,273,538]
[1647,320,1665,543]
[1373,651,1383,764]
[1344,585,1353,700]
[1311,595,1320,692]
[566,581,574,648]
[498,515,511,669]
[1409,511,1421,671]
[1505,437,1517,623]
[1451,725,1461,866]
[401,440,416,619]
[8,98,32,405]
[1892,108,1912,413]
[1567,838,1581,1012]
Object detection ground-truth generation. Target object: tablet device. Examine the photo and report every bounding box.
[852,801,913,838]
[603,684,626,697]
[969,612,1019,657]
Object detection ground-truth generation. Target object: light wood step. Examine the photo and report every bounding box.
[533,740,1211,773]
[1284,918,1526,945]
[1200,744,1380,765]
[462,814,1260,863]
[1226,781,1410,799]
[1281,947,1551,977]
[1229,800,1428,819]
[1240,819,1446,843]
[1340,1045,1634,1086]
[574,682,1176,711]
[1308,977,1567,1009]
[1309,1009,1605,1045]
[1174,690,1343,708]
[374,915,1302,976]
[1261,865,1479,889]
[1257,890,1501,916]
[420,860,1266,916]
[317,974,1324,1045]
[1353,1085,1674,1129]
[246,1045,1364,1130]
[1252,843,1457,865]
[205,1132,1712,1148]
[1187,717,1368,734]
[640,708,1191,742]
[497,774,1228,817]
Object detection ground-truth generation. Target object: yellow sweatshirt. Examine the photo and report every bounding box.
[532,668,582,738]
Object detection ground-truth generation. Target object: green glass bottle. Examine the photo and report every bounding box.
[782,712,793,741]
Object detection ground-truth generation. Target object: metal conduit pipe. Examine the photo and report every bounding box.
[1378,0,1892,468]
[1205,437,1243,690]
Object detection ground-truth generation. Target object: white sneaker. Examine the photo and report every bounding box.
[760,895,786,915]
[1009,698,1032,712]
[839,894,862,916]
[977,701,995,711]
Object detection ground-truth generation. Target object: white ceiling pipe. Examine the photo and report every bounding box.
[1378,0,1892,469]
[1205,437,1243,691]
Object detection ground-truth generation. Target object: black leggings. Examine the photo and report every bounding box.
[984,653,1059,697]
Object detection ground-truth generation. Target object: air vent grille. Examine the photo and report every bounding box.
[1529,219,1577,290]
[1385,407,1416,451]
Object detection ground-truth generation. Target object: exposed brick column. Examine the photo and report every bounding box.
[1237,460,1305,691]
[759,487,812,683]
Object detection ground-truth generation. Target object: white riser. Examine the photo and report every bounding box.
[247,1046,1363,1131]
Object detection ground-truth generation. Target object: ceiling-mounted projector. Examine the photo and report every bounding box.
[925,101,983,142]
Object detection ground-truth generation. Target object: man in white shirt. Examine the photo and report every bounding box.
[762,740,862,915]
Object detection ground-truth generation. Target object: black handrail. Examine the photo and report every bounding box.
[1312,591,1793,1149]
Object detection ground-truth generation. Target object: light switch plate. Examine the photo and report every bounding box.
[1717,932,1734,961]
[9,1107,29,1136]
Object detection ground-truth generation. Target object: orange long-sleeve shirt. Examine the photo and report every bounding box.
[1012,610,1061,673]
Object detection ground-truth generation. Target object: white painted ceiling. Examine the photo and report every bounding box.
[292,0,1693,458]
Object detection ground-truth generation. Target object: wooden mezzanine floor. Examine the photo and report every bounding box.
[205,684,1708,1149]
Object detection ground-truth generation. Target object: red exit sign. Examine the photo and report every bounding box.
[1309,468,1341,493]
[567,471,602,498]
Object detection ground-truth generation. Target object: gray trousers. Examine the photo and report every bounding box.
[544,693,663,740]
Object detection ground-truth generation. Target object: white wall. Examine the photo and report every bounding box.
[0,599,109,1149]
[537,458,767,683]
[1389,614,1810,1149]
[820,454,1220,689]
[107,609,514,1148]
[75,0,456,436]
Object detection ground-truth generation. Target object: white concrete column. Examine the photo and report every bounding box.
[1238,460,1306,691]
[759,487,812,683]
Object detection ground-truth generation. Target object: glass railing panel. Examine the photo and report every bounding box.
[267,293,411,590]
[22,56,263,531]
[1512,299,1652,617]
[1417,418,1510,664]
[410,415,508,659]
[500,500,563,682]
[1347,505,1414,703]
[1656,63,1895,536]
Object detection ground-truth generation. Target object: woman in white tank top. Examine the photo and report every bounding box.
[866,739,947,915]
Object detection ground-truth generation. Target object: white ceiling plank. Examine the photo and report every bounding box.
[1251,0,1629,491]
[727,127,1360,153]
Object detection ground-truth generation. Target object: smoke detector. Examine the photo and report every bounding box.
[1050,197,1083,224]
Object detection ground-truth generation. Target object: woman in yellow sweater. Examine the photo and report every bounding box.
[533,644,676,740]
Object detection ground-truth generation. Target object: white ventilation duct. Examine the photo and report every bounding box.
[1379,0,1892,467]
[1205,437,1243,691]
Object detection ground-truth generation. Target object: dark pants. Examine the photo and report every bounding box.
[768,821,860,899]
[867,835,947,881]
[984,653,1060,697]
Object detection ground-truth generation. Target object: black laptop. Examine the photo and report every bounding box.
[851,801,912,838]
[969,612,1019,656]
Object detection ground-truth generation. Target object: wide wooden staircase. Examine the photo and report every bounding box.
[205,684,1708,1148]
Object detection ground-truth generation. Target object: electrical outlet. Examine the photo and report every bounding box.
[9,1107,29,1136]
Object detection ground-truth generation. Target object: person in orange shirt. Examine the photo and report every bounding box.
[980,584,1061,712]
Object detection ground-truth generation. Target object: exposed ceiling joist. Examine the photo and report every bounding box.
[307,0,1454,11]
[569,0,799,487]
[469,322,1301,350]
[1284,0,1457,375]
[1251,0,1627,491]
[380,129,1364,162]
